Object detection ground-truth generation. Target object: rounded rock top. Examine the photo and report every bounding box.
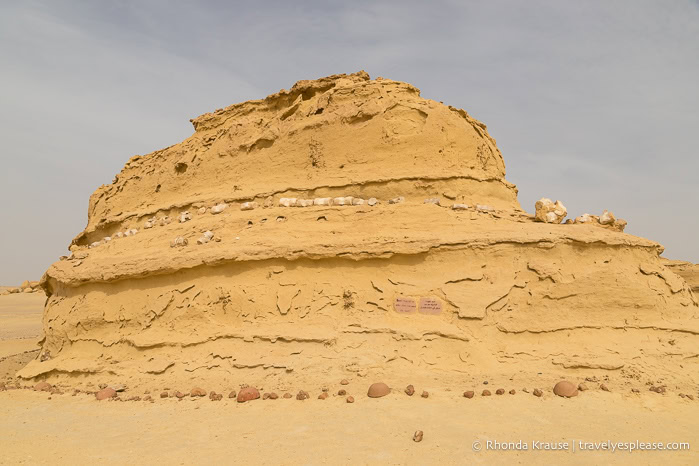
[367,382,390,398]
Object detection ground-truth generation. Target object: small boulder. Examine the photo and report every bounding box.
[237,387,260,403]
[421,391,429,398]
[340,379,349,385]
[318,392,328,400]
[34,382,52,392]
[405,385,415,396]
[367,382,390,398]
[190,387,207,397]
[338,389,347,396]
[578,383,588,391]
[496,389,505,395]
[533,389,543,397]
[283,393,293,399]
[553,381,578,398]
[509,389,516,395]
[463,391,474,399]
[346,396,355,403]
[482,390,491,396]
[413,430,424,443]
[296,390,309,401]
[600,384,610,392]
[534,198,567,224]
[95,388,117,400]
[228,390,237,399]
[268,392,278,400]
[160,391,169,398]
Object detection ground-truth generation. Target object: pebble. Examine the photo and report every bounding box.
[318,393,328,400]
[228,390,237,399]
[578,383,588,391]
[143,395,152,401]
[463,391,474,399]
[210,203,228,214]
[338,389,347,396]
[160,391,168,398]
[424,198,440,205]
[367,382,390,398]
[175,391,185,399]
[509,389,516,395]
[296,390,309,401]
[413,431,424,443]
[367,198,378,206]
[268,392,279,400]
[496,389,505,395]
[405,385,415,396]
[687,395,695,401]
[283,393,293,399]
[482,390,491,396]
[600,384,610,392]
[533,389,543,397]
[452,203,469,210]
[95,388,117,401]
[209,392,223,401]
[346,396,355,403]
[240,202,258,211]
[237,387,260,403]
[340,379,349,385]
[388,196,405,204]
[553,381,578,398]
[191,387,206,397]
[421,391,429,398]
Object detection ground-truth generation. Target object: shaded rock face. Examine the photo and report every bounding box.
[19,71,699,390]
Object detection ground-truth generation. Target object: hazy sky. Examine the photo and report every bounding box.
[1,0,697,285]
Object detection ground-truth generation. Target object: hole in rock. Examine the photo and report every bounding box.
[276,216,286,222]
[175,162,188,174]
[314,108,324,115]
[317,216,327,221]
[155,184,161,192]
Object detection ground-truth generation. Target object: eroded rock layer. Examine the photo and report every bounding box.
[21,72,698,391]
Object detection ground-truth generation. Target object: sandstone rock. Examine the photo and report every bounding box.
[209,392,223,401]
[95,388,117,400]
[534,198,567,224]
[599,210,615,225]
[160,391,168,398]
[279,198,297,207]
[600,384,610,392]
[346,396,355,403]
[170,236,188,248]
[351,198,365,206]
[481,390,491,396]
[263,196,273,208]
[388,196,405,204]
[110,384,127,392]
[190,387,206,397]
[533,389,543,397]
[175,391,185,399]
[405,385,415,396]
[197,231,214,245]
[240,201,258,211]
[509,389,516,395]
[283,393,292,399]
[340,379,349,385]
[143,395,152,401]
[424,198,440,205]
[496,389,505,395]
[198,207,207,214]
[413,430,423,442]
[228,391,237,399]
[89,241,101,249]
[367,197,378,206]
[237,387,260,402]
[318,392,328,400]
[575,213,595,223]
[476,204,494,212]
[421,391,429,398]
[451,203,469,210]
[338,389,347,396]
[313,197,332,206]
[268,392,278,400]
[463,391,474,399]
[578,383,588,391]
[296,390,309,400]
[210,203,228,214]
[144,220,154,229]
[179,211,192,223]
[159,216,171,226]
[367,382,390,398]
[553,381,578,398]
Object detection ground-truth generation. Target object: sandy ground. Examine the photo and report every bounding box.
[1,293,697,465]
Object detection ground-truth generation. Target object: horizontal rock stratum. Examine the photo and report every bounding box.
[21,71,698,391]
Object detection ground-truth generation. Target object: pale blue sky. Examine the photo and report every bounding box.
[1,0,697,284]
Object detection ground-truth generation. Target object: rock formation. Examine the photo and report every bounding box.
[19,71,698,392]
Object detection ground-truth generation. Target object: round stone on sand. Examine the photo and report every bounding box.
[340,379,349,385]
[296,390,309,400]
[553,381,578,398]
[481,390,491,396]
[367,382,390,398]
[533,389,543,397]
[413,431,424,443]
[346,396,355,403]
[405,385,415,396]
[228,390,237,399]
[318,392,328,400]
[463,391,474,399]
[600,384,610,392]
[283,393,292,399]
[578,383,588,391]
[95,387,117,400]
[421,391,429,398]
[237,387,260,403]
[268,392,278,400]
[496,389,505,395]
[160,391,168,398]
[509,389,516,395]
[190,387,206,397]
[338,389,347,396]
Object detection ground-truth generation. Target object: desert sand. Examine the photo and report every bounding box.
[1,72,697,464]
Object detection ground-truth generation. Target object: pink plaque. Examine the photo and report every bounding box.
[418,297,443,315]
[394,296,417,314]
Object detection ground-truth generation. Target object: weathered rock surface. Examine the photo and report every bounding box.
[16,71,698,394]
